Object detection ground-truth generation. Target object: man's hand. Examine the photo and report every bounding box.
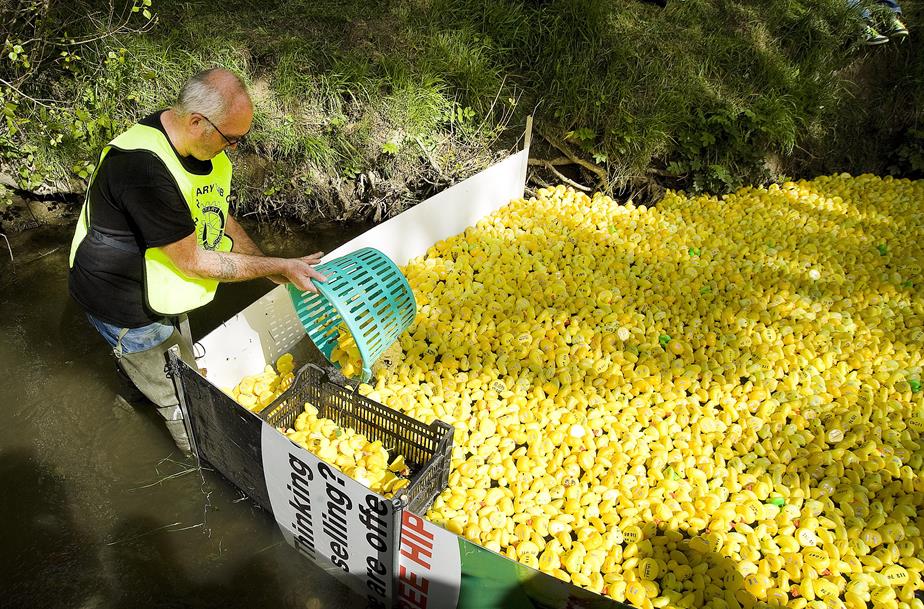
[283,252,327,293]
[224,215,325,288]
[162,234,328,289]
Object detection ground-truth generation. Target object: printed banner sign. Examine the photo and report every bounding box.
[263,424,396,608]
[397,511,461,609]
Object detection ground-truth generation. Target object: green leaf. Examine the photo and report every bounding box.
[568,127,595,142]
[142,8,152,19]
[709,164,731,185]
[666,162,684,175]
[910,380,922,394]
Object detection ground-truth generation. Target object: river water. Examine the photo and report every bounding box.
[0,218,374,609]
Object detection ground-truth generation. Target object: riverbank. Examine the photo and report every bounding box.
[2,0,922,223]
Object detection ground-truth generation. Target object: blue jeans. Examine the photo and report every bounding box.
[848,0,902,18]
[86,314,175,356]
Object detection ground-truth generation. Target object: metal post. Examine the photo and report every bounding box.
[176,313,193,348]
[524,114,533,151]
[166,346,201,460]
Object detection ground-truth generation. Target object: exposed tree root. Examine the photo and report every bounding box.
[0,183,83,204]
[535,125,610,190]
[529,159,593,192]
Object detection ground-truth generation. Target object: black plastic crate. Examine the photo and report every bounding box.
[259,362,326,422]
[261,363,453,515]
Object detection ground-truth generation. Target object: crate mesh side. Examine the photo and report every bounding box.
[258,363,452,513]
[261,364,326,428]
[404,422,453,514]
[322,382,437,469]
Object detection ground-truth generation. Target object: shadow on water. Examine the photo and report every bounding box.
[0,448,358,609]
[0,450,104,609]
[105,515,291,609]
[1,448,106,609]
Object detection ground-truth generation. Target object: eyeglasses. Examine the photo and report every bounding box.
[200,114,248,147]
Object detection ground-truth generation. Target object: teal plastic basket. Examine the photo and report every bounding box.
[287,247,417,382]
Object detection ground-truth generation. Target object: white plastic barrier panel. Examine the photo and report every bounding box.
[196,286,306,390]
[198,141,530,387]
[324,148,530,267]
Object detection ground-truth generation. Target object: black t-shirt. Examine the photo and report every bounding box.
[69,111,210,327]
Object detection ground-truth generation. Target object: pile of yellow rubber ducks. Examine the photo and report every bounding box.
[227,353,296,412]
[350,176,924,609]
[282,401,412,498]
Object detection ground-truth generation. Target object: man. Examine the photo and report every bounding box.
[68,68,326,452]
[850,0,909,45]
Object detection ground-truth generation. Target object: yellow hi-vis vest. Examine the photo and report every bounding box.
[69,123,233,316]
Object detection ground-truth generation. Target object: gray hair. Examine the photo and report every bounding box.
[173,68,248,124]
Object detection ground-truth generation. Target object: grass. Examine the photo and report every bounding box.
[416,0,862,190]
[1,0,922,224]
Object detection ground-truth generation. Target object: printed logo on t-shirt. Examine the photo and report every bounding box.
[194,183,227,251]
[199,205,226,250]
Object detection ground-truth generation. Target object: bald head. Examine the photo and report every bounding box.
[174,68,252,123]
[164,67,254,160]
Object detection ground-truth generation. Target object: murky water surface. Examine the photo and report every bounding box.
[1,219,373,608]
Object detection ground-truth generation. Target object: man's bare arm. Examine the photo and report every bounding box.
[160,233,325,292]
[225,214,293,284]
[224,214,264,256]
